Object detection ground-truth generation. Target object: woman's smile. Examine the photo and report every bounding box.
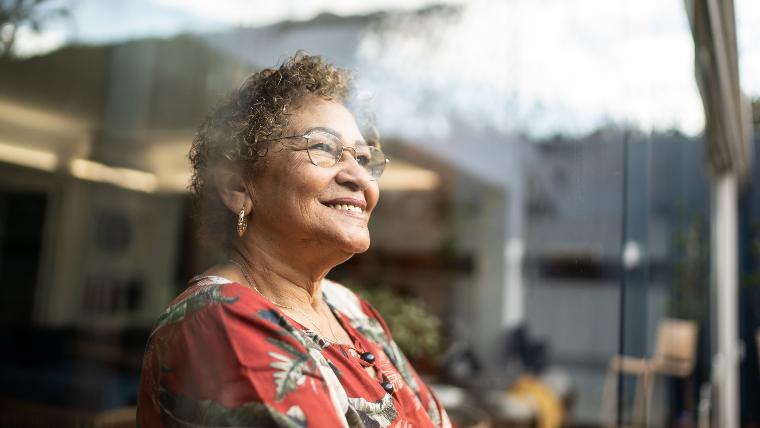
[320,197,367,217]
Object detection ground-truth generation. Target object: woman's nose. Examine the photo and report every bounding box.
[336,149,373,189]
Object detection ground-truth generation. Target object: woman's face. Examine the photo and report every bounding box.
[247,98,380,257]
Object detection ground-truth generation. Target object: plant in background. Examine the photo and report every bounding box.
[353,284,443,365]
[670,213,709,321]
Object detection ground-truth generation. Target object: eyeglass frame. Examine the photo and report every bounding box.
[256,127,389,180]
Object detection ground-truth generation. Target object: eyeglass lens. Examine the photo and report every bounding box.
[304,131,386,179]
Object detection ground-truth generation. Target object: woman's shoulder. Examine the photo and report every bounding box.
[139,277,350,427]
[146,274,314,369]
[150,275,267,335]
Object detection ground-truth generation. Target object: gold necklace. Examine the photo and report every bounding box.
[320,303,342,345]
[228,258,296,310]
[228,259,341,344]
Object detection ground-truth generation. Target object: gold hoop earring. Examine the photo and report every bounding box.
[237,207,247,236]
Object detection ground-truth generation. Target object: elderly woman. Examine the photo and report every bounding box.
[137,53,451,428]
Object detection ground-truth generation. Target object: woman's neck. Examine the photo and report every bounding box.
[230,237,335,311]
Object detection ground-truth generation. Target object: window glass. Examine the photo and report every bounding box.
[1,0,757,426]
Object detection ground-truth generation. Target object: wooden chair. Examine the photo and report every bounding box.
[601,318,698,427]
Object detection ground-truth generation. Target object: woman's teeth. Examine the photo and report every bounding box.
[326,204,363,213]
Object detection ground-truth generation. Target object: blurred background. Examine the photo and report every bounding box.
[0,0,759,426]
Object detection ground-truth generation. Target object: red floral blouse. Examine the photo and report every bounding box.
[137,275,452,427]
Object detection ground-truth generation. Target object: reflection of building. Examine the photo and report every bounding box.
[0,37,253,328]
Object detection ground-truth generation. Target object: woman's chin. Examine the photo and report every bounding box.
[334,232,371,255]
[351,241,371,254]
[305,228,370,256]
[341,237,370,255]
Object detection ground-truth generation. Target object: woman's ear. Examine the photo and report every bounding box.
[213,169,252,214]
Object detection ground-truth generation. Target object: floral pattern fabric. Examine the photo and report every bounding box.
[137,276,452,428]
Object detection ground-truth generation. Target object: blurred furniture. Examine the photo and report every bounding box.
[484,369,574,428]
[430,383,492,428]
[601,318,698,427]
[446,405,492,428]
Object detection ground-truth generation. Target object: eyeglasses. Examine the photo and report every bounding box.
[261,128,388,180]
